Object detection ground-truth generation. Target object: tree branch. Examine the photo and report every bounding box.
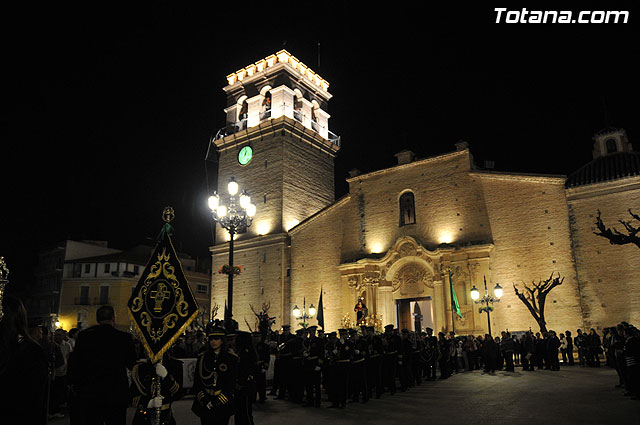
[594,209,640,248]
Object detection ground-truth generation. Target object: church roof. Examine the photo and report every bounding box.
[565,151,640,188]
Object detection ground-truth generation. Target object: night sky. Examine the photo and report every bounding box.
[3,3,638,295]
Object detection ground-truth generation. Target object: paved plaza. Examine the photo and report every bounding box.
[51,366,639,425]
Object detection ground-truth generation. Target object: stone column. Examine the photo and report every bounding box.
[377,286,394,327]
[433,281,445,333]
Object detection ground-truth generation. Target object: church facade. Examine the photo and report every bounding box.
[209,50,639,335]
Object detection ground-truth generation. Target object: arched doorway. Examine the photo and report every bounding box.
[387,255,438,331]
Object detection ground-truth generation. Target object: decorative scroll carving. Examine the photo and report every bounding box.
[362,271,380,286]
[347,275,362,292]
[398,243,415,258]
[347,271,381,293]
[392,263,434,295]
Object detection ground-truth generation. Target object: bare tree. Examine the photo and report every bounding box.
[594,209,640,248]
[250,302,276,340]
[513,272,564,333]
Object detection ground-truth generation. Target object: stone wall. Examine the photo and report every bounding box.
[211,236,289,331]
[476,173,584,334]
[289,197,354,332]
[346,149,493,254]
[567,177,640,329]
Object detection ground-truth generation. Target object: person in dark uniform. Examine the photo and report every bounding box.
[349,328,369,403]
[411,331,423,385]
[398,329,412,390]
[423,328,438,380]
[0,296,49,425]
[481,334,499,373]
[546,330,561,371]
[383,324,398,395]
[288,328,305,403]
[565,330,575,365]
[192,324,238,425]
[438,332,451,379]
[330,329,352,408]
[323,331,338,406]
[129,353,183,425]
[303,326,324,407]
[68,305,137,425]
[234,331,257,425]
[251,332,270,404]
[520,331,535,371]
[275,325,293,400]
[367,326,384,399]
[534,332,546,369]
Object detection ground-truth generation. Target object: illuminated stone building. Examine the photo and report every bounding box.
[58,244,210,331]
[209,51,639,334]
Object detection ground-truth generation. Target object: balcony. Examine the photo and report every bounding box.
[93,297,111,306]
[214,103,340,147]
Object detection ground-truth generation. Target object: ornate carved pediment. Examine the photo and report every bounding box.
[347,271,381,293]
[391,262,434,295]
[398,242,416,258]
[362,271,380,286]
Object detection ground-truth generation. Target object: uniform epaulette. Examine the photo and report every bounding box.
[131,363,147,396]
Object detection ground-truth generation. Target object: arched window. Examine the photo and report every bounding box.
[606,138,618,154]
[399,192,416,226]
[261,91,272,119]
[294,94,303,122]
[238,100,248,130]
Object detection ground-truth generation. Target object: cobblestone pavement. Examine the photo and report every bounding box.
[51,366,639,425]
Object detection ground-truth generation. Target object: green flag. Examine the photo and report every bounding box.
[449,271,462,318]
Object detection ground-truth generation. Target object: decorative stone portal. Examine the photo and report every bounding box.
[338,236,494,335]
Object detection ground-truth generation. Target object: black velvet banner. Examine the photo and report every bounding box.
[128,231,199,362]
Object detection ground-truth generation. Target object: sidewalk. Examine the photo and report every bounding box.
[49,366,640,425]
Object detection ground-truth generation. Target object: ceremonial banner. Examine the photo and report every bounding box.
[316,287,325,330]
[449,271,462,318]
[128,228,199,363]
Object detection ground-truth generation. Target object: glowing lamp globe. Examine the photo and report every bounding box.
[470,286,480,301]
[494,284,503,299]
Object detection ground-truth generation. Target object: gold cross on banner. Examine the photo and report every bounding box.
[150,282,170,312]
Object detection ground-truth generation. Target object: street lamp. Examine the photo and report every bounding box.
[470,276,502,336]
[208,177,256,331]
[292,297,315,328]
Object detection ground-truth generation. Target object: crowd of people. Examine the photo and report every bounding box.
[1,294,639,425]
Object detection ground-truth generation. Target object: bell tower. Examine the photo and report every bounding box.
[209,50,340,328]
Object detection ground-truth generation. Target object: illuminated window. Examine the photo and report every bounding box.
[261,92,272,120]
[399,192,416,226]
[238,100,248,129]
[294,95,303,122]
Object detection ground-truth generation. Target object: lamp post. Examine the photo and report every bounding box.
[208,177,256,331]
[470,276,503,337]
[292,297,316,328]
